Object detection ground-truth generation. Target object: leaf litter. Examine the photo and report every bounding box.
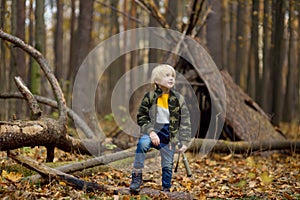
[0,147,299,199]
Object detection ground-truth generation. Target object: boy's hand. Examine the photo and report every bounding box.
[179,144,187,153]
[149,131,160,146]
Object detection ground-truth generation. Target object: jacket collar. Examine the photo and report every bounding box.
[154,87,175,94]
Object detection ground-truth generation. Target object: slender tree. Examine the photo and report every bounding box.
[221,0,230,70]
[30,0,45,95]
[207,0,222,68]
[15,0,26,82]
[247,0,260,100]
[67,0,94,98]
[101,0,123,115]
[67,0,77,105]
[227,0,238,77]
[0,0,7,118]
[271,0,287,125]
[166,0,178,30]
[261,0,272,113]
[54,0,64,89]
[298,1,300,125]
[148,0,160,70]
[9,0,26,117]
[235,0,251,90]
[284,0,298,122]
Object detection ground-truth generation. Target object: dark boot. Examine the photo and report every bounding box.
[129,170,142,193]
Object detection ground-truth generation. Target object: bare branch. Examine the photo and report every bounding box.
[14,77,42,120]
[135,0,170,28]
[95,0,145,26]
[0,29,67,127]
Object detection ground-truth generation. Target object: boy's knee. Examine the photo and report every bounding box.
[162,162,173,170]
[137,136,151,150]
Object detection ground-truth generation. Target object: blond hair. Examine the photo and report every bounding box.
[151,64,176,88]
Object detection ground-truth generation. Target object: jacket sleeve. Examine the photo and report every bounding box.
[137,92,155,134]
[178,96,192,146]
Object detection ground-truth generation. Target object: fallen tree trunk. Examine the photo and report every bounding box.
[8,150,193,199]
[29,147,136,183]
[0,92,102,139]
[189,139,300,154]
[0,118,86,152]
[29,138,300,184]
[8,151,108,193]
[0,118,112,156]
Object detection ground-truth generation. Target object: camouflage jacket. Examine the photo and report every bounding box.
[137,87,191,146]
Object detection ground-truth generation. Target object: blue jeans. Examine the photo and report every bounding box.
[133,126,175,189]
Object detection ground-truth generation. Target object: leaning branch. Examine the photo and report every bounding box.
[0,29,67,127]
[8,151,108,193]
[14,77,42,120]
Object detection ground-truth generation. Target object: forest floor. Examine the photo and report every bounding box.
[0,122,299,199]
[0,148,299,199]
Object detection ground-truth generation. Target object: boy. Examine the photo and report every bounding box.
[130,64,191,193]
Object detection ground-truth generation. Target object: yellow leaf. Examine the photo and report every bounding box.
[2,170,23,182]
[236,180,247,187]
[205,159,217,166]
[247,172,256,179]
[221,154,232,160]
[246,156,256,167]
[260,172,273,184]
[59,181,67,186]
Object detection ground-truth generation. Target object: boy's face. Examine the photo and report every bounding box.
[155,68,175,89]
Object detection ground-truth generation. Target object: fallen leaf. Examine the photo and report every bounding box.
[247,172,256,179]
[221,154,232,160]
[246,156,256,167]
[259,172,273,184]
[2,170,23,182]
[249,181,256,188]
[236,180,247,187]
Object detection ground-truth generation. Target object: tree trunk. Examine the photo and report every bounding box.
[235,0,251,90]
[284,0,298,122]
[67,0,77,105]
[148,0,160,69]
[207,0,222,68]
[31,0,45,96]
[227,0,237,77]
[261,0,272,113]
[0,0,8,119]
[298,1,300,123]
[100,0,123,115]
[7,0,26,118]
[54,0,64,87]
[15,0,26,82]
[270,0,287,125]
[221,0,230,70]
[166,0,178,30]
[67,0,94,98]
[247,0,260,100]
